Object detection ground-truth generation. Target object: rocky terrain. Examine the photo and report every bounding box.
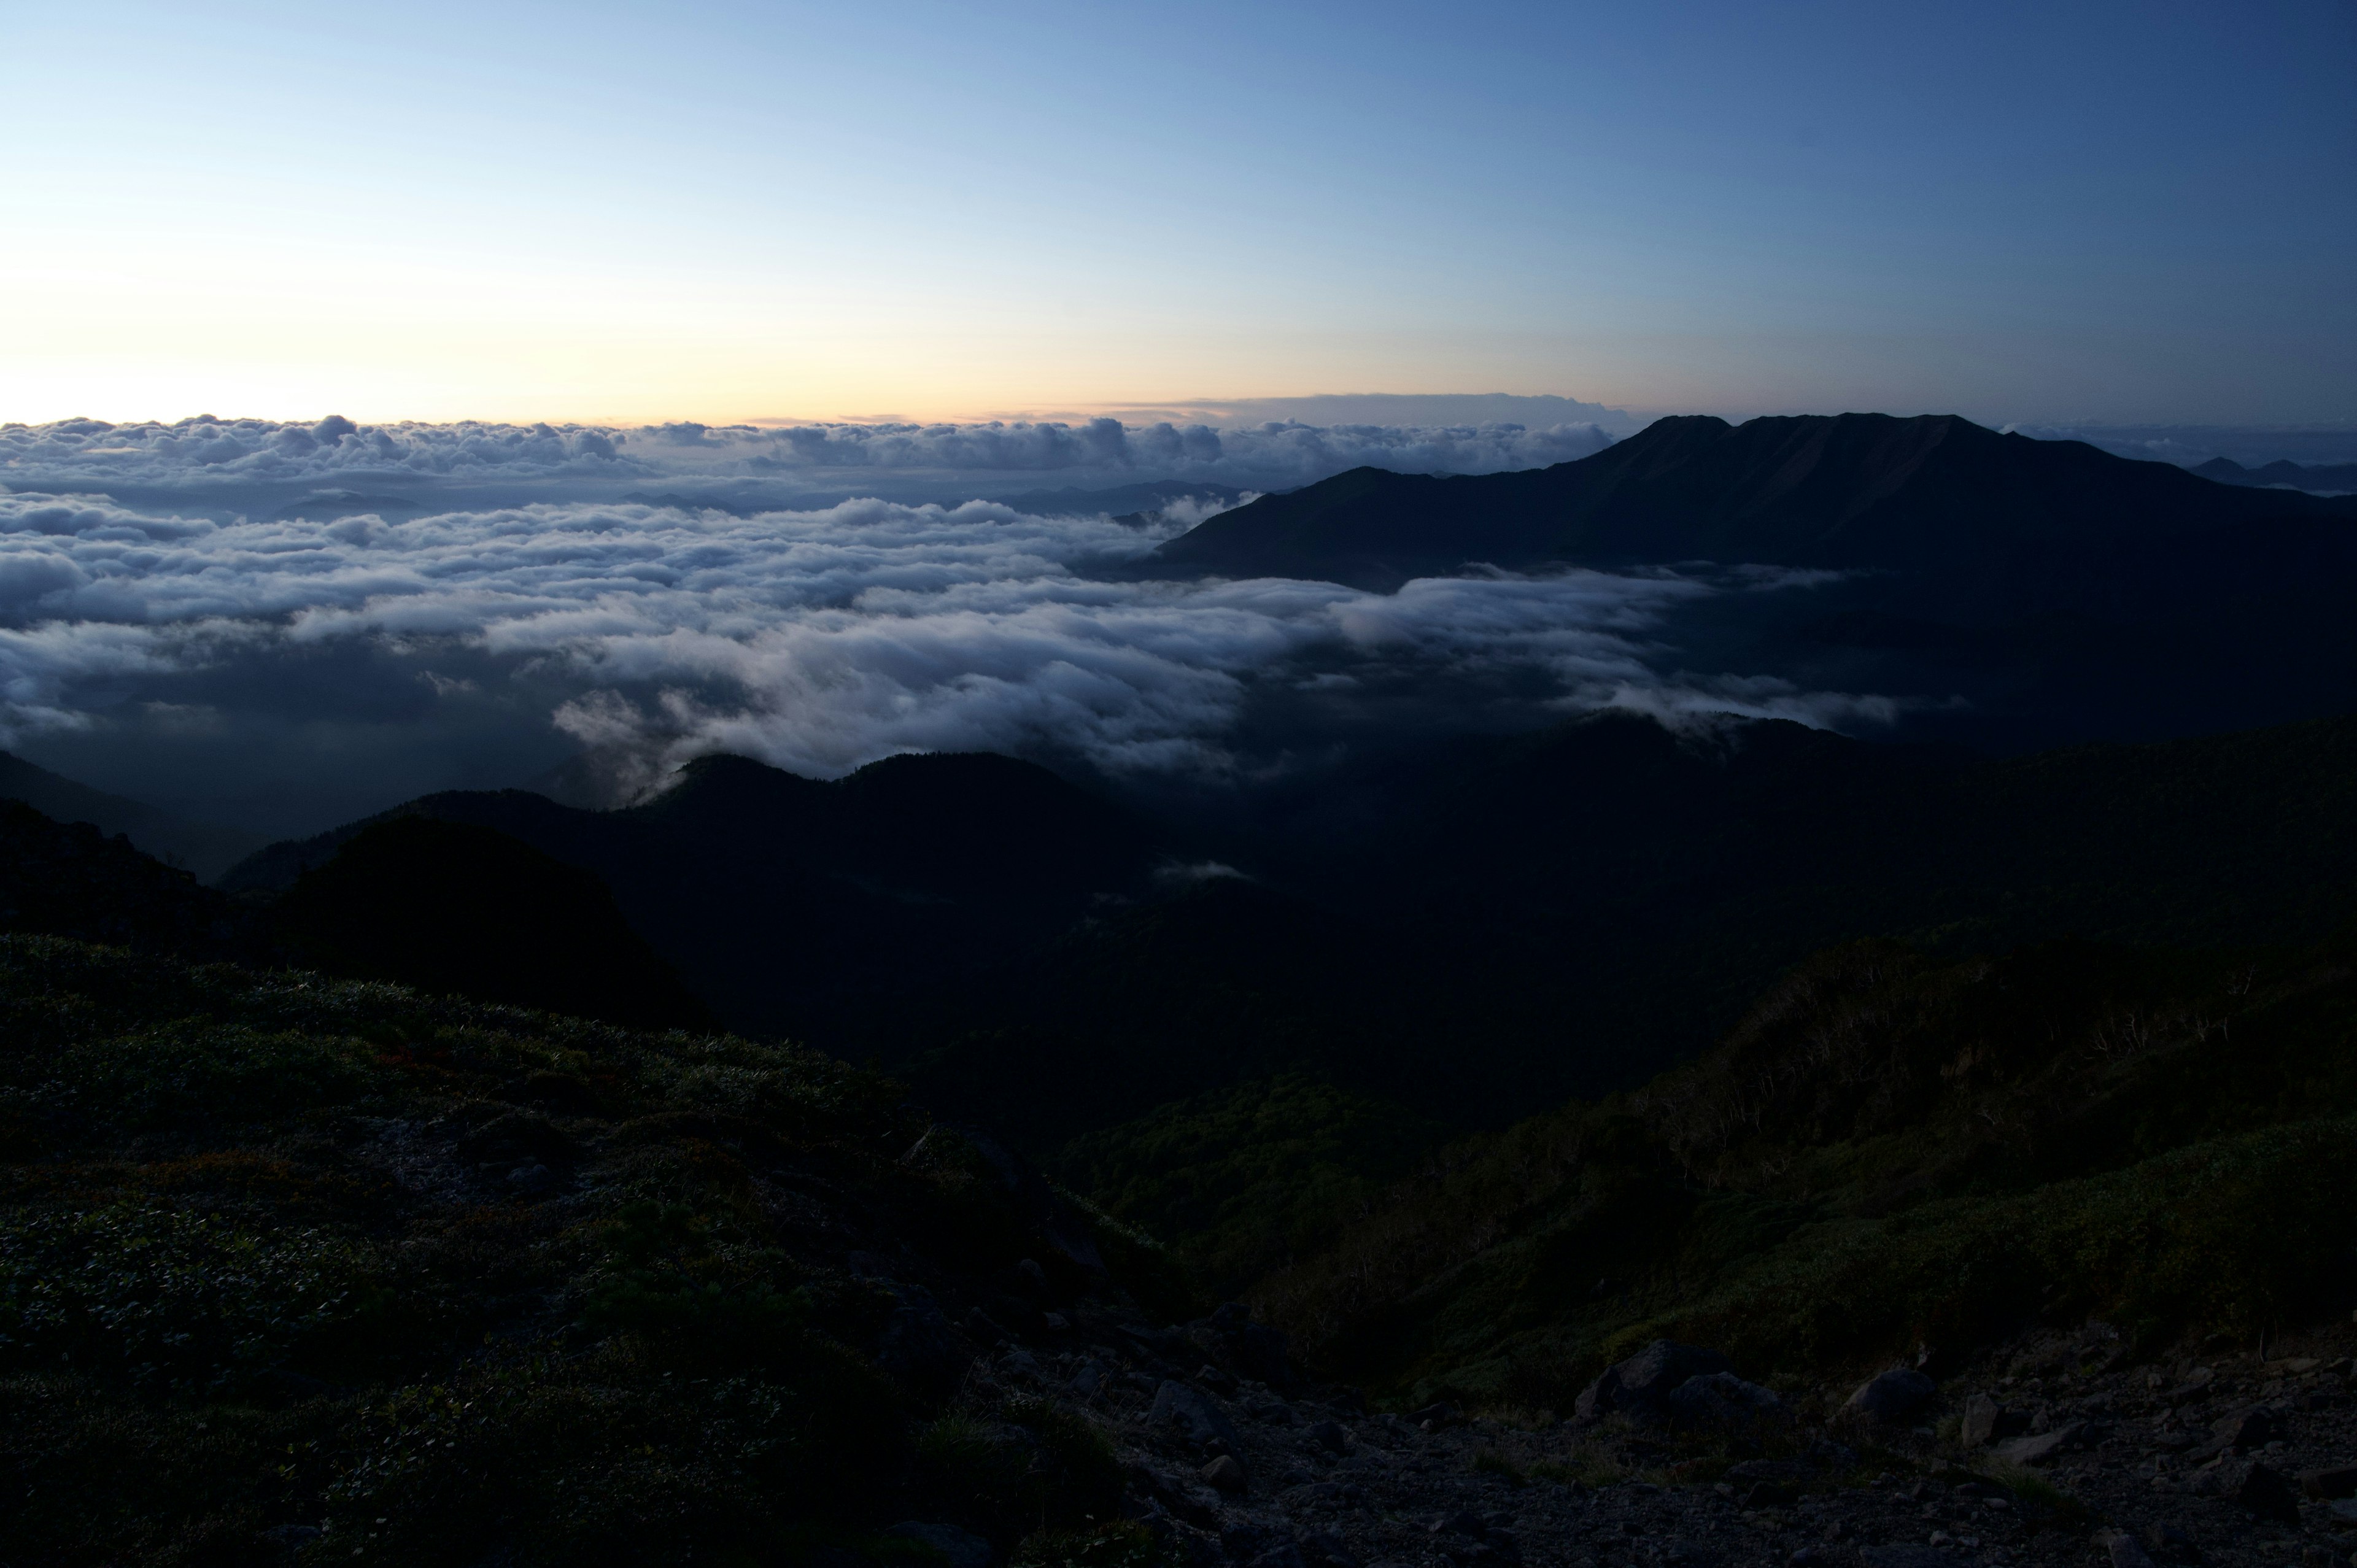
[920,1296,2357,1568]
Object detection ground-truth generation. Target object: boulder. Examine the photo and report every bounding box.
[1667,1373,1794,1433]
[889,1524,994,1568]
[1154,1381,1247,1466]
[1845,1367,1936,1424]
[1201,1455,1248,1496]
[1302,1534,1359,1568]
[1994,1422,2084,1466]
[2105,1535,2157,1568]
[1303,1419,1349,1454]
[1574,1342,1734,1421]
[1960,1392,2002,1448]
[2212,1407,2277,1453]
[872,1285,972,1398]
[2303,1466,2357,1499]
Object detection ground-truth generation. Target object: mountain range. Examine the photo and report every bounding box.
[12,411,2357,1563]
[1151,412,2357,753]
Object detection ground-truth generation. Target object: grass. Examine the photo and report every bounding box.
[0,934,1158,1567]
[1250,930,2357,1407]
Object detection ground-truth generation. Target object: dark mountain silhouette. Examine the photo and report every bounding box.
[0,750,263,879]
[1153,414,2357,752]
[0,800,248,956]
[223,750,1168,1041]
[219,705,2357,1141]
[1156,412,2357,592]
[2195,455,2357,492]
[271,816,713,1030]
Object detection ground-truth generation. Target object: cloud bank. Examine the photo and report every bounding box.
[2,413,1619,501]
[0,484,1881,831]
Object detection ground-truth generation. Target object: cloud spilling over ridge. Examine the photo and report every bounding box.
[1,413,1619,496]
[0,487,1884,824]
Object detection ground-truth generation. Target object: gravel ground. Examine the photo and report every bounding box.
[952,1308,2357,1568]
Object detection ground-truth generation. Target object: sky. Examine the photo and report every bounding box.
[4,0,2351,428]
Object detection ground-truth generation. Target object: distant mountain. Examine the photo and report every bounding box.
[876,706,2357,1153]
[223,750,1168,1043]
[225,705,2357,1141]
[1155,413,2357,752]
[0,751,263,879]
[1156,412,2357,592]
[270,815,713,1030]
[0,800,247,956]
[2194,455,2357,493]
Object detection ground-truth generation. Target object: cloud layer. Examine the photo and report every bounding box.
[2,413,1619,499]
[0,484,1881,827]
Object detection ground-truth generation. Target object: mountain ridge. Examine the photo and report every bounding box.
[1153,412,2357,592]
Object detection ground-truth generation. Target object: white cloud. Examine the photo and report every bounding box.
[0,487,1887,794]
[0,412,1617,497]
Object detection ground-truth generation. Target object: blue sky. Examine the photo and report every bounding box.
[3,0,2350,425]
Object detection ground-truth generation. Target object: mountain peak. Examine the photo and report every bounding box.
[1151,410,2354,592]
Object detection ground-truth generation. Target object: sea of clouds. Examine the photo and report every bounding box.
[0,412,1622,501]
[0,412,1892,833]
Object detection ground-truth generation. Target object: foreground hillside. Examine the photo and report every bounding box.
[10,933,2357,1568]
[1252,930,2357,1411]
[8,783,2357,1568]
[0,935,1192,1564]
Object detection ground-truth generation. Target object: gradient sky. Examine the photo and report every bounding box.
[4,0,2351,427]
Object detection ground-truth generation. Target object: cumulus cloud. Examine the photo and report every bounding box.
[1,415,632,487]
[0,485,1887,824]
[1,412,1617,499]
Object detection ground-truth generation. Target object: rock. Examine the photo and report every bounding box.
[2212,1407,2277,1453]
[1994,1421,2084,1466]
[1845,1367,1936,1424]
[889,1523,994,1568]
[2237,1464,2302,1524]
[1574,1342,1734,1421]
[873,1285,972,1397]
[1303,1419,1349,1453]
[2331,1499,2357,1524]
[2106,1533,2158,1568]
[1858,1549,1951,1568]
[2303,1466,2357,1499]
[1409,1402,1461,1428]
[1201,1455,1248,1495]
[1154,1381,1248,1467]
[1302,1534,1359,1568]
[1067,1360,1109,1397]
[1667,1372,1792,1432]
[1196,1364,1239,1395]
[1960,1392,2002,1447]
